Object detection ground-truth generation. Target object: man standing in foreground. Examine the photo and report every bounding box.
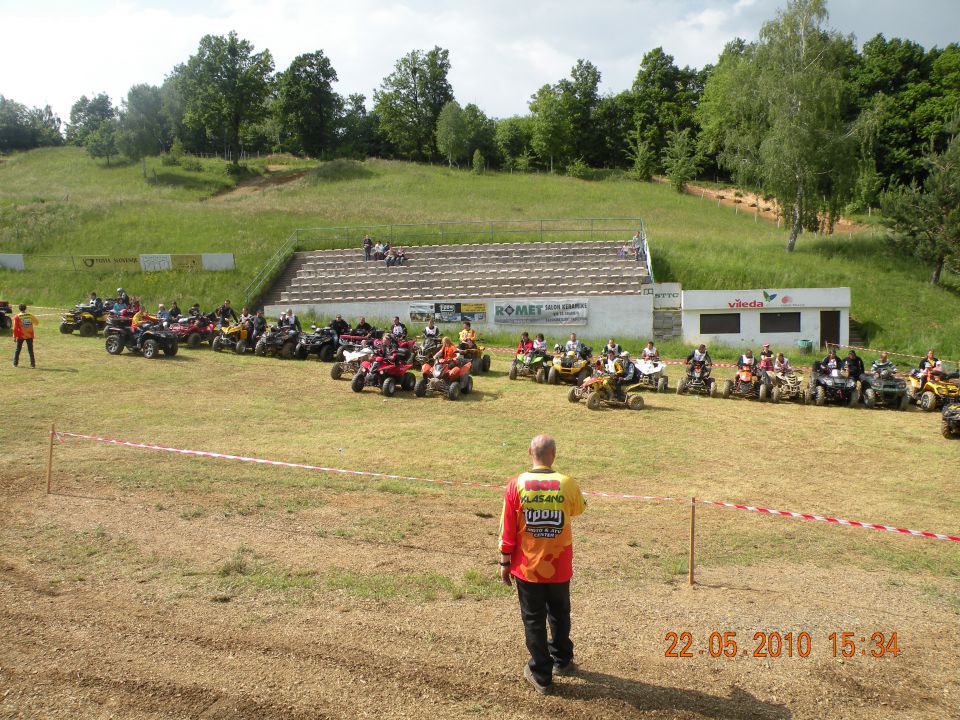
[12,304,39,368]
[499,435,586,694]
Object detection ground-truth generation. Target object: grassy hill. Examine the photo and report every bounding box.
[1,146,959,354]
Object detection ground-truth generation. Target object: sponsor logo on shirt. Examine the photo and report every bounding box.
[524,508,565,538]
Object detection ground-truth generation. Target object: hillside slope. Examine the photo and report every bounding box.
[0,147,958,352]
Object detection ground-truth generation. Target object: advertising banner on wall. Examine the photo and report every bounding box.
[78,256,142,272]
[493,299,588,325]
[0,254,25,271]
[642,282,682,309]
[409,302,487,322]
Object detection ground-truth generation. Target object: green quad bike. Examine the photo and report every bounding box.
[509,348,551,383]
[860,368,911,411]
[942,402,960,439]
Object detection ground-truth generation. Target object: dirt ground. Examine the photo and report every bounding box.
[208,165,310,202]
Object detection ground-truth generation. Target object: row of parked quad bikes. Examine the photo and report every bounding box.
[59,303,492,401]
[513,343,960,438]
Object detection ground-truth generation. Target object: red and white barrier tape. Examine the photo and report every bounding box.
[699,499,960,543]
[827,342,958,367]
[54,431,958,543]
[55,431,673,502]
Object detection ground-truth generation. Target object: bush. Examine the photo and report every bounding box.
[159,153,178,166]
[565,157,590,180]
[472,149,485,175]
[180,156,203,172]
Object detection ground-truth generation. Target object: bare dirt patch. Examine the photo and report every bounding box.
[209,165,310,202]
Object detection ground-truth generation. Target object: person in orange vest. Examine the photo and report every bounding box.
[12,303,39,368]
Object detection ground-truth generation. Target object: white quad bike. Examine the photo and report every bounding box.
[633,356,669,392]
[330,344,374,380]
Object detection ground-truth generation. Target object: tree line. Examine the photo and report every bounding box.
[0,0,957,273]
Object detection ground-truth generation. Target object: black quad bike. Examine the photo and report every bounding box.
[860,368,911,411]
[0,300,12,331]
[104,317,179,358]
[942,402,960,439]
[676,360,716,397]
[805,362,859,408]
[295,326,337,361]
[255,326,301,359]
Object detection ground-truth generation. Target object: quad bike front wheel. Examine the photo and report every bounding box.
[815,386,826,407]
[676,377,688,395]
[709,381,720,399]
[567,387,580,403]
[212,336,223,352]
[586,391,603,411]
[770,387,781,404]
[320,344,334,362]
[255,339,267,356]
[330,363,344,380]
[509,364,518,380]
[548,367,558,385]
[415,377,428,397]
[381,377,396,397]
[863,387,876,408]
[187,333,202,349]
[281,340,297,360]
[848,387,860,408]
[105,335,123,355]
[351,371,366,393]
[920,391,937,412]
[899,393,911,411]
[164,342,178,357]
[943,418,957,439]
[657,376,668,393]
[758,384,769,402]
[626,394,645,410]
[294,344,309,360]
[447,382,461,401]
[142,339,160,359]
[79,320,97,337]
[721,380,733,399]
[576,368,590,385]
[460,375,473,395]
[59,322,73,334]
[535,368,546,384]
[402,372,417,392]
[482,355,491,372]
[235,340,247,355]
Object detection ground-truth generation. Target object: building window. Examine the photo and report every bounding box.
[760,312,801,333]
[699,313,741,334]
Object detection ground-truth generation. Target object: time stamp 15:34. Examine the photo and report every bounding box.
[664,631,900,659]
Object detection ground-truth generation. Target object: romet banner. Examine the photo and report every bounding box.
[493,299,588,326]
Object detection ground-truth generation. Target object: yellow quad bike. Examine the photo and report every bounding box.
[458,338,491,373]
[59,304,108,337]
[211,322,250,354]
[567,370,645,411]
[907,372,960,412]
[548,344,593,385]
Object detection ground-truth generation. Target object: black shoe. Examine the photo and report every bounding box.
[553,660,577,676]
[523,665,551,694]
[12,362,17,367]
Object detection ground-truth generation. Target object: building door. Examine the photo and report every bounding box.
[820,311,840,349]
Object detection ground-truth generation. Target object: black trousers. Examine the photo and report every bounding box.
[515,577,573,685]
[14,338,35,366]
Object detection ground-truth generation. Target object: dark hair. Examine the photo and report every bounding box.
[18,303,26,311]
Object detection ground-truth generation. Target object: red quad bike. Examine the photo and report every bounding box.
[415,357,473,400]
[720,363,769,400]
[169,313,218,349]
[351,352,417,396]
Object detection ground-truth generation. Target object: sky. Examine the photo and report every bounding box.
[1,0,958,122]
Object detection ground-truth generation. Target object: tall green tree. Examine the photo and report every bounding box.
[631,48,702,165]
[373,46,454,160]
[435,100,467,166]
[86,119,118,165]
[661,128,703,191]
[66,93,115,146]
[118,84,167,169]
[176,31,274,164]
[697,0,858,251]
[494,115,533,170]
[881,119,960,285]
[29,105,64,148]
[275,50,342,157]
[338,93,380,158]
[529,84,571,172]
[461,103,496,167]
[557,59,603,165]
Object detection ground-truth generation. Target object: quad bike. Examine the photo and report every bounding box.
[942,402,960,439]
[255,326,301,359]
[351,353,417,397]
[860,368,911,410]
[104,316,179,358]
[335,328,381,361]
[295,326,337,361]
[633,357,669,392]
[567,371,645,410]
[0,300,12,331]
[676,361,716,397]
[768,369,807,404]
[415,357,474,400]
[509,349,551,383]
[906,371,960,412]
[458,339,492,374]
[168,313,219,348]
[212,321,251,355]
[413,337,442,369]
[548,345,593,386]
[720,364,768,400]
[59,303,108,336]
[804,363,859,407]
[331,344,374,380]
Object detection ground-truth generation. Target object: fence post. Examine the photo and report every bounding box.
[688,497,696,586]
[490,222,494,242]
[590,218,594,242]
[540,220,543,242]
[46,422,56,494]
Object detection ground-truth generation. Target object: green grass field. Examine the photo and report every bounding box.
[1,147,959,355]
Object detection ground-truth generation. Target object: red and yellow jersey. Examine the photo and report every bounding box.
[499,467,586,583]
[13,313,38,340]
[459,328,476,343]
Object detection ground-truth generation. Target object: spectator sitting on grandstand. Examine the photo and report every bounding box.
[373,242,385,260]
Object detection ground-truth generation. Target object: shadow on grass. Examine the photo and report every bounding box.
[33,367,80,373]
[150,171,230,194]
[310,159,375,183]
[561,669,791,718]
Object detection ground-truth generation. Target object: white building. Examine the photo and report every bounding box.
[681,287,850,350]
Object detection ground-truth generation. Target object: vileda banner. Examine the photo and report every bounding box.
[493,299,588,325]
[78,256,142,272]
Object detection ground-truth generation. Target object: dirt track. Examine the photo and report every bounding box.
[2,468,957,720]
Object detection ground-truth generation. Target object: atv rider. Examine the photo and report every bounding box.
[758,343,774,383]
[251,310,267,346]
[603,349,634,401]
[458,321,477,350]
[279,308,302,333]
[353,316,373,336]
[844,350,865,382]
[168,301,181,321]
[238,307,254,338]
[774,352,792,373]
[685,344,713,381]
[605,338,623,356]
[390,316,408,340]
[433,336,461,363]
[821,347,842,375]
[918,349,944,381]
[516,332,534,356]
[329,314,350,345]
[86,291,104,316]
[641,341,659,361]
[216,299,239,328]
[870,351,896,377]
[188,303,202,318]
[564,333,584,357]
[423,318,440,341]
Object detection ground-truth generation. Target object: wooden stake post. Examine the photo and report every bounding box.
[46,422,55,494]
[689,497,696,586]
